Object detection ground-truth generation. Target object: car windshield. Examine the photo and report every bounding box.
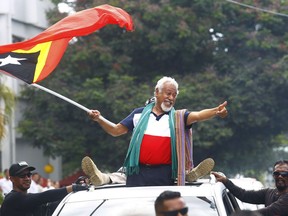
[54,196,218,216]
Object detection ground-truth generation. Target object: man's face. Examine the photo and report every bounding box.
[10,170,32,192]
[156,83,177,112]
[157,197,188,216]
[273,163,288,192]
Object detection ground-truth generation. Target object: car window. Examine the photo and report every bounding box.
[222,190,238,215]
[227,191,240,211]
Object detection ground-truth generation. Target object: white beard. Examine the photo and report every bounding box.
[161,102,173,112]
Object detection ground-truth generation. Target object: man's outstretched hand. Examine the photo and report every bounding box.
[216,101,228,118]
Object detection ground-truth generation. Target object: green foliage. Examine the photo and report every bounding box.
[0,76,15,141]
[18,0,288,177]
[0,193,3,205]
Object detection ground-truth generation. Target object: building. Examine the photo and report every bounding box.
[0,0,62,181]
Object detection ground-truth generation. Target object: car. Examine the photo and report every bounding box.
[52,175,240,216]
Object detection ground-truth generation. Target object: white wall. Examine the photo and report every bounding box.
[0,0,62,180]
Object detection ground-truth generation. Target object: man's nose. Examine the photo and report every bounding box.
[168,95,175,100]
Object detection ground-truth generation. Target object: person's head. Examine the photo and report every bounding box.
[9,161,35,192]
[3,169,9,179]
[154,77,179,112]
[32,172,41,183]
[231,210,262,216]
[154,190,188,216]
[272,160,288,193]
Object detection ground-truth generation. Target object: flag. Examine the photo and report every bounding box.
[0,4,134,84]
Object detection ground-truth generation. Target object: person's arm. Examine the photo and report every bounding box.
[66,185,73,193]
[16,187,69,210]
[21,184,87,209]
[212,172,266,204]
[186,101,228,125]
[256,193,288,216]
[88,110,128,137]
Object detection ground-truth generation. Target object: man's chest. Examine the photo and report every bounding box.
[133,113,170,137]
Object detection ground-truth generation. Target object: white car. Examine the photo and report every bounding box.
[52,176,240,216]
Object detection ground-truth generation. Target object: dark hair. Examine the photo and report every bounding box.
[154,190,181,213]
[274,160,288,168]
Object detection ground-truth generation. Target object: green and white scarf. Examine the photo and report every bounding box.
[123,102,178,179]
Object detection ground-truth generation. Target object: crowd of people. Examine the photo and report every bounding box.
[0,169,12,197]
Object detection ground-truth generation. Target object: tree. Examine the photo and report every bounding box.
[0,76,15,141]
[18,0,288,177]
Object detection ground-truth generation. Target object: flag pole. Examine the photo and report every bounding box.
[31,83,92,113]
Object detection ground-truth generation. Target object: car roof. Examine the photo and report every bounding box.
[64,182,223,202]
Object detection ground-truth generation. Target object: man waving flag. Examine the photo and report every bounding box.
[0,4,134,84]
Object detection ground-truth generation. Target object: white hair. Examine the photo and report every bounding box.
[154,76,179,96]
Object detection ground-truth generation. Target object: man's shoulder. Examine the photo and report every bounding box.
[4,190,23,199]
[132,107,144,114]
[1,192,23,216]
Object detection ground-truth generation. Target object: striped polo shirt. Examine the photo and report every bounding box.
[120,107,190,165]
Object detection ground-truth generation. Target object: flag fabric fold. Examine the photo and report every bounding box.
[0,4,134,84]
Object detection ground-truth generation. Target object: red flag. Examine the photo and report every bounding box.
[0,4,134,84]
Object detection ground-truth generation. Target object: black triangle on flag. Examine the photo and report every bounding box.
[0,51,40,84]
